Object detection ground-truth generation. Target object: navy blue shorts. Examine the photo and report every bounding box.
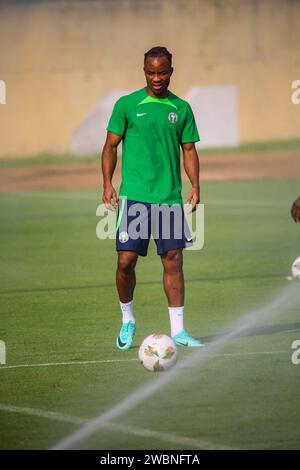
[116,198,192,256]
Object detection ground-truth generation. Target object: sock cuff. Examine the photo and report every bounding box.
[168,306,184,313]
[120,300,133,311]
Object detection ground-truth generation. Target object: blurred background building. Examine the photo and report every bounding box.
[0,0,299,157]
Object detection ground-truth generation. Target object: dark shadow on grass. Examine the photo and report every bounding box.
[0,273,287,295]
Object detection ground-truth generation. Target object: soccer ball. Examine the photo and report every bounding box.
[138,333,178,372]
[291,256,300,280]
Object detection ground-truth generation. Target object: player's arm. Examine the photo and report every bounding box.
[181,142,200,212]
[291,197,300,222]
[101,131,122,210]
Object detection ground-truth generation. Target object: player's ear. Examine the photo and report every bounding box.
[170,67,174,76]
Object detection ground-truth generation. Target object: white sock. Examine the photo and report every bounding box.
[168,306,184,337]
[120,300,135,324]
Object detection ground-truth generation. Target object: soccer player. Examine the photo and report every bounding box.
[291,197,300,222]
[101,46,204,350]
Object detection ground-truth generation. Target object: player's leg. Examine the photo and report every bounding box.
[116,250,139,303]
[115,251,139,350]
[161,248,184,307]
[160,249,204,347]
[155,204,204,347]
[115,199,151,350]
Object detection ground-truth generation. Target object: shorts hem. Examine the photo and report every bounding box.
[157,242,188,256]
[116,248,148,257]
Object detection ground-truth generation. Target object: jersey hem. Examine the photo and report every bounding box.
[181,138,200,144]
[119,192,183,206]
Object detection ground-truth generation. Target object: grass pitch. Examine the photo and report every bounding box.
[0,179,300,449]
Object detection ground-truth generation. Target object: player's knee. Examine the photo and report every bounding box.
[163,250,183,271]
[117,254,137,273]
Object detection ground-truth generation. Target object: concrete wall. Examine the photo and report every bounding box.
[0,0,299,157]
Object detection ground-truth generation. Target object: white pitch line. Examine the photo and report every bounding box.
[51,282,299,450]
[0,358,137,370]
[206,350,290,358]
[0,403,85,425]
[0,403,232,450]
[277,328,300,334]
[106,422,234,450]
[0,350,290,371]
[207,199,288,208]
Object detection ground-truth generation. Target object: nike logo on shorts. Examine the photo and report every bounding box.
[136,113,147,117]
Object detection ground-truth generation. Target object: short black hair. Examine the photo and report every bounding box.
[144,46,172,66]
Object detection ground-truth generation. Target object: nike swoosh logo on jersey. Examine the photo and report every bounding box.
[136,113,147,117]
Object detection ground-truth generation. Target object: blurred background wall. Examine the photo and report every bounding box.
[0,0,299,157]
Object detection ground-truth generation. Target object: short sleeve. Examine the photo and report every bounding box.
[181,104,200,144]
[106,97,127,137]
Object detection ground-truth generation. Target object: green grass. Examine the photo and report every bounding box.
[0,179,300,449]
[1,138,300,168]
[199,138,300,155]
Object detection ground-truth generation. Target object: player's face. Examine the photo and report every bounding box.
[144,56,173,98]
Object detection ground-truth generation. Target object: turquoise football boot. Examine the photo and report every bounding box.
[172,330,205,347]
[116,321,136,350]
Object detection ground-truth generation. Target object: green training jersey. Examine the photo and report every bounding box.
[106,87,200,205]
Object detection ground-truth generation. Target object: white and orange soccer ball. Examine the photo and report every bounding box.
[138,333,178,372]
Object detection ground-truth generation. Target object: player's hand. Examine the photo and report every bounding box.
[291,197,300,222]
[186,187,200,213]
[102,184,118,211]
